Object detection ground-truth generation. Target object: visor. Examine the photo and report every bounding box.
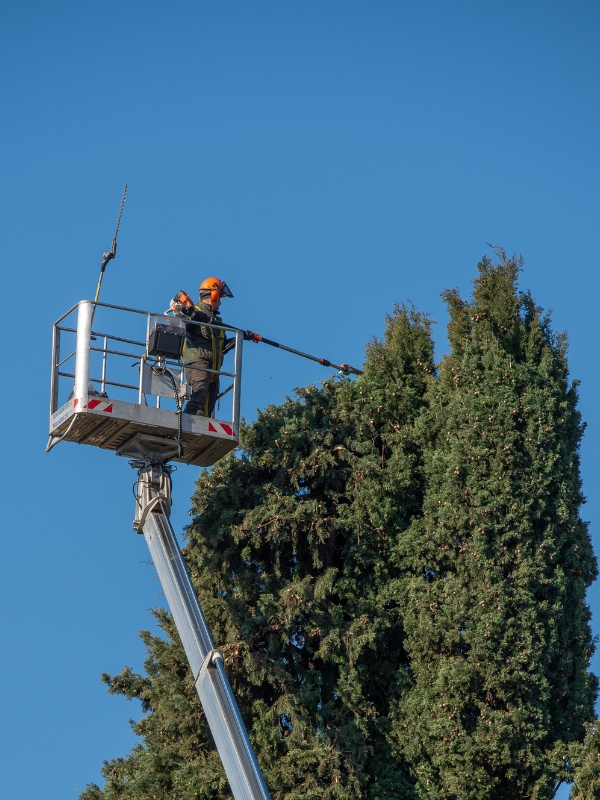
[220,282,234,298]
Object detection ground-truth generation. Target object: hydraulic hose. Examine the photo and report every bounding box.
[151,363,184,458]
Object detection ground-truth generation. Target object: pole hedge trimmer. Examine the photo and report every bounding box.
[172,290,363,376]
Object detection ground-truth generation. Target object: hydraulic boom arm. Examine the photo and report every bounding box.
[133,455,270,800]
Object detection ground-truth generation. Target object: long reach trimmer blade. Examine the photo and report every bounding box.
[93,183,128,308]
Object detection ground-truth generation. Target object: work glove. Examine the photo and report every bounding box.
[243,330,262,343]
[178,304,195,318]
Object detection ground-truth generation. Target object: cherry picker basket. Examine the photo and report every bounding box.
[47,300,243,467]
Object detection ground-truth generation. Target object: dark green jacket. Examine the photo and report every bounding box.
[182,301,223,365]
[181,301,235,370]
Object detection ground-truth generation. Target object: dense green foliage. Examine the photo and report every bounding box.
[392,252,597,799]
[569,721,600,798]
[81,252,597,800]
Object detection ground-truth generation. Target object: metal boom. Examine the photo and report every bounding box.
[134,454,270,800]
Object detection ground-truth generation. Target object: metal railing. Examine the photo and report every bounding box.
[50,300,243,428]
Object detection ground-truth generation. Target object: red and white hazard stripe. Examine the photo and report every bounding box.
[74,398,113,413]
[207,420,235,437]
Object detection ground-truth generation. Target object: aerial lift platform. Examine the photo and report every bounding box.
[48,299,270,800]
[48,299,241,465]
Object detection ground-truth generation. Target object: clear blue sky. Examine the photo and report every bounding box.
[1,2,598,797]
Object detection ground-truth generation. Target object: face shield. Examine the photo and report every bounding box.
[219,282,234,298]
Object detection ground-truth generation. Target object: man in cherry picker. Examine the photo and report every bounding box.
[171,277,240,418]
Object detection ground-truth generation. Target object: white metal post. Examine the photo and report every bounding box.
[50,324,60,416]
[232,331,243,435]
[101,335,108,395]
[74,300,93,405]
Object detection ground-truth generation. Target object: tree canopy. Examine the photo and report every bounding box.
[81,251,597,800]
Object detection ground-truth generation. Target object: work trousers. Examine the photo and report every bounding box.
[183,361,219,417]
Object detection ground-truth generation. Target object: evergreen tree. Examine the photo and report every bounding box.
[391,250,597,799]
[81,253,597,800]
[569,720,600,798]
[81,306,434,799]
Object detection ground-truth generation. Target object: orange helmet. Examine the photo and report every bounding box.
[199,277,234,305]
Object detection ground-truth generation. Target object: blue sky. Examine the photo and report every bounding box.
[1,2,598,797]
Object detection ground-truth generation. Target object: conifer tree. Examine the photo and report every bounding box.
[569,720,600,798]
[81,253,597,800]
[81,306,434,799]
[391,250,597,799]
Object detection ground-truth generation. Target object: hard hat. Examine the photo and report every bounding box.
[199,277,234,304]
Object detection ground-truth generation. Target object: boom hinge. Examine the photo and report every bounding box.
[131,452,174,532]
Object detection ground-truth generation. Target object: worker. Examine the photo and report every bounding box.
[171,277,237,418]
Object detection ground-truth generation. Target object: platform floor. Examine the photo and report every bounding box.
[49,396,237,467]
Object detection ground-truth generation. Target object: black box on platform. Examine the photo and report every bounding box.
[147,315,186,359]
